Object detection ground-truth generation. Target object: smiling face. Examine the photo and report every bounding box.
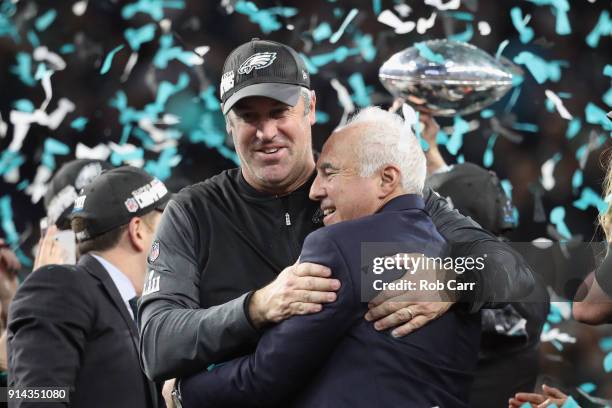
[309,126,383,226]
[227,93,316,195]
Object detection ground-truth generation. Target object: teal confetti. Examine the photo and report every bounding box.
[573,187,607,213]
[457,154,465,164]
[153,34,200,69]
[513,52,566,84]
[16,180,29,191]
[299,53,319,74]
[600,337,612,351]
[415,42,445,64]
[446,115,469,155]
[585,103,612,131]
[144,147,182,181]
[100,45,125,75]
[565,118,581,139]
[0,3,19,41]
[60,44,75,54]
[512,122,539,132]
[34,62,52,81]
[483,133,498,168]
[0,196,32,268]
[372,0,381,15]
[13,99,34,113]
[316,111,330,124]
[495,39,510,60]
[448,24,474,43]
[603,87,612,107]
[312,22,332,42]
[586,10,611,48]
[354,33,376,62]
[234,1,298,34]
[505,87,522,112]
[35,9,57,32]
[561,397,580,408]
[572,169,583,190]
[550,206,572,239]
[41,138,70,170]
[436,130,449,145]
[200,87,221,111]
[309,47,359,69]
[525,0,571,35]
[501,180,513,200]
[481,109,495,119]
[519,403,530,408]
[579,383,596,394]
[0,150,25,177]
[605,352,612,373]
[348,73,371,107]
[447,11,474,21]
[604,65,612,77]
[330,8,358,44]
[110,146,144,166]
[27,30,40,48]
[10,53,35,87]
[125,23,156,51]
[510,7,534,43]
[122,0,185,21]
[70,117,88,131]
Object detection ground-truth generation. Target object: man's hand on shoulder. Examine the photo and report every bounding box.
[248,262,340,328]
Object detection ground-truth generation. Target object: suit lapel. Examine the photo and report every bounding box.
[79,254,139,342]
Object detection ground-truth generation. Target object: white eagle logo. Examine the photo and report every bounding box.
[238,52,277,75]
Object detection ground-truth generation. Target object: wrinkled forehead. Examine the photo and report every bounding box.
[319,128,359,168]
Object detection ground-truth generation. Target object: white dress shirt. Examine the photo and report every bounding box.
[91,254,137,319]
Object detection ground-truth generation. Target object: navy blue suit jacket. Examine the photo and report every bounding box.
[180,194,481,407]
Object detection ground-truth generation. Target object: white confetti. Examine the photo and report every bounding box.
[330,8,358,44]
[109,142,145,167]
[402,103,418,127]
[25,165,53,204]
[121,52,139,82]
[478,21,491,36]
[393,3,412,18]
[377,9,415,34]
[0,113,7,138]
[194,46,210,57]
[72,0,88,16]
[75,143,111,160]
[541,156,558,191]
[540,327,576,344]
[545,89,573,120]
[330,78,355,127]
[417,12,437,34]
[160,19,172,33]
[33,46,67,71]
[424,0,461,11]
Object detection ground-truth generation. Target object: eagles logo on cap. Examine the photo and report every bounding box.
[238,52,277,75]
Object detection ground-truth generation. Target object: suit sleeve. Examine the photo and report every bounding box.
[423,188,535,312]
[179,229,357,407]
[139,199,260,382]
[7,265,94,407]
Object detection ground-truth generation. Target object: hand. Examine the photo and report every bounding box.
[248,262,340,328]
[418,112,440,149]
[364,253,456,337]
[33,225,68,270]
[162,379,176,408]
[509,384,571,408]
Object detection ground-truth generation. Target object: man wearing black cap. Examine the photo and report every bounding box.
[139,39,535,390]
[7,166,168,408]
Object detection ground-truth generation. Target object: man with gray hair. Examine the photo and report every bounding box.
[175,106,481,407]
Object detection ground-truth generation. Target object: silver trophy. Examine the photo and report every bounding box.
[379,39,522,116]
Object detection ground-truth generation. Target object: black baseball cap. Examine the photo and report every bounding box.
[44,159,113,229]
[426,163,517,235]
[70,166,171,242]
[220,38,310,114]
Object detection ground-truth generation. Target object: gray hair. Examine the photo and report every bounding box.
[341,106,426,195]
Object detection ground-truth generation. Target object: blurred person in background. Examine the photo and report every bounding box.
[0,240,20,387]
[7,166,168,408]
[34,159,113,269]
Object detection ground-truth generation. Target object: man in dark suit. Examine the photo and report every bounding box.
[7,166,169,408]
[175,107,481,407]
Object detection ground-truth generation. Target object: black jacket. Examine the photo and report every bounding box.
[139,168,535,381]
[7,255,162,408]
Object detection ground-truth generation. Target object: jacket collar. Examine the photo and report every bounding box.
[78,254,139,340]
[377,194,426,214]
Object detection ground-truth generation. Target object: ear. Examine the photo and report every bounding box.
[378,164,401,198]
[126,217,146,252]
[308,90,317,126]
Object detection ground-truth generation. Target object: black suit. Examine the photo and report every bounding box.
[7,254,162,408]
